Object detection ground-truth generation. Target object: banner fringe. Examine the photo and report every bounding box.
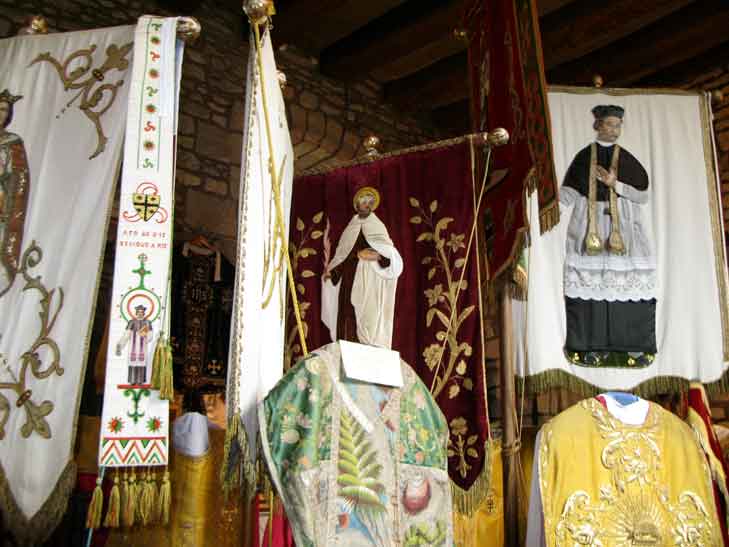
[519,368,729,398]
[450,439,493,516]
[0,459,76,546]
[157,469,171,525]
[538,201,560,234]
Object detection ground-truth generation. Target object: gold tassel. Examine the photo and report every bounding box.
[119,469,128,525]
[103,472,121,528]
[146,469,158,524]
[159,341,174,401]
[138,469,152,525]
[151,335,165,389]
[85,475,103,530]
[124,469,137,527]
[158,469,171,525]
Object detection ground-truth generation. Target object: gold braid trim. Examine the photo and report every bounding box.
[606,145,624,254]
[450,439,494,516]
[0,459,76,546]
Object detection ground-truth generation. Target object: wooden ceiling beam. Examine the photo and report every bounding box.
[637,41,729,87]
[319,0,464,82]
[384,52,469,111]
[547,0,729,86]
[540,0,694,70]
[271,0,409,55]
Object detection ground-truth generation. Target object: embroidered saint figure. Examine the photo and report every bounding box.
[116,304,153,384]
[321,186,404,348]
[560,105,656,366]
[0,89,30,297]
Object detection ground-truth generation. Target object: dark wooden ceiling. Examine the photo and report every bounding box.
[232,0,729,136]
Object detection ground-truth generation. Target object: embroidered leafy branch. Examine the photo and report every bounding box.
[0,241,63,440]
[404,521,447,546]
[337,410,386,513]
[409,198,474,399]
[447,417,480,478]
[284,211,324,368]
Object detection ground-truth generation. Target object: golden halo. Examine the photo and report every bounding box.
[352,186,381,212]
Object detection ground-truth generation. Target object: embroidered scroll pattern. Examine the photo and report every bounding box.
[0,242,64,440]
[544,400,716,546]
[29,41,133,159]
[284,211,324,369]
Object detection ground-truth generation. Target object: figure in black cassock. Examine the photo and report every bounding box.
[560,105,656,366]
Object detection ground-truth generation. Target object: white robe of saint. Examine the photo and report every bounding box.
[321,212,403,349]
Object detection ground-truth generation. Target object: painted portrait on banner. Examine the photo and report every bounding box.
[0,89,29,297]
[560,104,657,368]
[515,88,729,394]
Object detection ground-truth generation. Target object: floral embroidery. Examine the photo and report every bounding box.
[447,417,479,478]
[400,379,447,468]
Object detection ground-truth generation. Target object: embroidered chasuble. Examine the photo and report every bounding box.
[535,398,721,546]
[259,342,454,547]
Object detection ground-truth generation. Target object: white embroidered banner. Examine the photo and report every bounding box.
[98,16,183,468]
[0,25,133,542]
[516,88,729,392]
[226,25,294,482]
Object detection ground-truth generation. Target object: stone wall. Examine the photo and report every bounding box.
[0,0,443,260]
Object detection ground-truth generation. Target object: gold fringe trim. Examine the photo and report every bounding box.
[450,439,494,517]
[538,200,560,234]
[0,459,76,546]
[519,368,729,399]
[221,414,256,502]
[510,266,528,301]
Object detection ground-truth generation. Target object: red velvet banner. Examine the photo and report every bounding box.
[288,139,490,500]
[464,0,559,279]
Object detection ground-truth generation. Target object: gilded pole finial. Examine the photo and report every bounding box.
[177,17,201,43]
[711,89,724,106]
[453,28,468,42]
[592,74,604,88]
[277,70,287,90]
[244,0,274,25]
[17,15,49,36]
[486,128,509,147]
[364,135,380,157]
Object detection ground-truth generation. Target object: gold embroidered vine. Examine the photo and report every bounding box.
[0,241,64,439]
[284,211,324,369]
[409,198,475,400]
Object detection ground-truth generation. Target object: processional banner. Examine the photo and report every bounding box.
[515,88,729,395]
[288,137,491,515]
[0,24,133,544]
[224,25,294,493]
[98,16,184,469]
[464,0,559,279]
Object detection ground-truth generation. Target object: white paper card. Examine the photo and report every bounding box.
[339,340,403,387]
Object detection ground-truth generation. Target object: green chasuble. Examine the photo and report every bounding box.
[259,342,454,547]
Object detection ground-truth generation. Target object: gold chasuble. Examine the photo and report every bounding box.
[539,399,721,546]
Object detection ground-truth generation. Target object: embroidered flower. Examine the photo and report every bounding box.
[415,451,424,464]
[298,455,311,468]
[413,390,426,411]
[148,68,159,79]
[145,104,157,114]
[281,428,300,444]
[146,416,162,432]
[107,417,124,433]
[143,140,155,151]
[446,233,465,252]
[422,344,442,371]
[296,377,308,391]
[450,417,468,437]
[297,414,312,428]
[424,284,445,306]
[150,36,160,45]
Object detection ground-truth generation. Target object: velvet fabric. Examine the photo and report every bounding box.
[464,0,559,279]
[289,139,489,495]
